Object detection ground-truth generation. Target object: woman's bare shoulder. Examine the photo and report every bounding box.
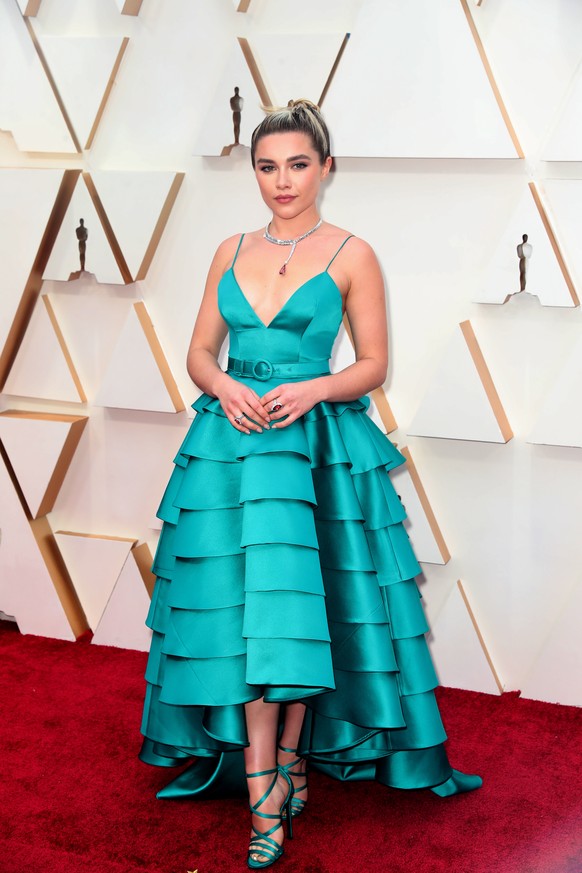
[324,223,378,266]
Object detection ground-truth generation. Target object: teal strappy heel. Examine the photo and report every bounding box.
[277,744,308,819]
[247,766,293,869]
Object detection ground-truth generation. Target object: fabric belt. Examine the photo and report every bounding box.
[227,355,330,382]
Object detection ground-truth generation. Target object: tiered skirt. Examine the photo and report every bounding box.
[139,390,466,797]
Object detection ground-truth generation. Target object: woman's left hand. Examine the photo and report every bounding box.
[259,380,323,428]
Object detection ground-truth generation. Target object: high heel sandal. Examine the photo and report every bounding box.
[277,744,308,819]
[246,766,293,869]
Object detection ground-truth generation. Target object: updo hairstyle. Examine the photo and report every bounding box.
[250,98,331,169]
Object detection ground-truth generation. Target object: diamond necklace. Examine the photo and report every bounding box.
[264,217,323,275]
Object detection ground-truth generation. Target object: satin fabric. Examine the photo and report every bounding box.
[139,242,482,799]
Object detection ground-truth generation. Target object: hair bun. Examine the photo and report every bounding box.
[287,98,322,114]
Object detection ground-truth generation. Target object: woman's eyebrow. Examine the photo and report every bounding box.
[256,154,312,164]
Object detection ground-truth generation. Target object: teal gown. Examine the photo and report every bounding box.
[139,234,482,800]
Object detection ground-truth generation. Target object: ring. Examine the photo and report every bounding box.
[270,398,283,412]
[234,414,243,424]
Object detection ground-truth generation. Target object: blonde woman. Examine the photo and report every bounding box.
[139,99,482,869]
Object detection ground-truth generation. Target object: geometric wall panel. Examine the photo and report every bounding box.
[94,302,185,413]
[392,446,451,565]
[528,334,582,448]
[543,67,582,161]
[53,531,136,631]
[193,44,266,156]
[36,37,129,150]
[92,543,153,651]
[474,183,579,307]
[428,580,503,695]
[0,411,88,518]
[0,168,65,376]
[520,577,582,707]
[323,0,518,157]
[3,296,86,403]
[408,321,513,443]
[0,2,75,153]
[87,171,185,281]
[0,458,76,641]
[43,175,126,284]
[543,180,582,297]
[248,34,347,107]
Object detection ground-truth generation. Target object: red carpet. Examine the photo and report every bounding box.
[1,620,581,873]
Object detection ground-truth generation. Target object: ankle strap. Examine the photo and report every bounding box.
[246,767,278,778]
[277,744,298,754]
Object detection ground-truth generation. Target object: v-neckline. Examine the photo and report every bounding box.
[229,267,338,329]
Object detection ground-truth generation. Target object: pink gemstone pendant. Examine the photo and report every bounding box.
[279,264,286,275]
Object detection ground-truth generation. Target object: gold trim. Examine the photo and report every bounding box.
[119,0,143,14]
[20,0,43,16]
[459,0,524,158]
[0,411,88,517]
[528,182,579,306]
[132,542,155,598]
[133,302,185,412]
[0,169,81,391]
[238,37,272,107]
[136,173,185,280]
[83,172,132,283]
[24,19,81,153]
[85,38,129,150]
[55,530,137,544]
[42,296,87,402]
[401,446,451,563]
[30,516,90,638]
[319,33,350,107]
[457,579,503,693]
[460,320,513,442]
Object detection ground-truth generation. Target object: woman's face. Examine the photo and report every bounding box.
[253,131,331,221]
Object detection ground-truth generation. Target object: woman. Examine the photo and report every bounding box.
[139,99,482,869]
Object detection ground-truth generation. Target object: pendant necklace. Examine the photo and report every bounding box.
[264,217,323,275]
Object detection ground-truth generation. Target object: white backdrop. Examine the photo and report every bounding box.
[1,0,582,707]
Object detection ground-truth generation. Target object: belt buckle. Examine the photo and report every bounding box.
[252,358,273,381]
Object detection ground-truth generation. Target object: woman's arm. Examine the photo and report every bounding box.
[313,237,388,403]
[258,238,389,427]
[186,236,271,432]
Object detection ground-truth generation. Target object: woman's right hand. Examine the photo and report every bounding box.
[215,373,271,434]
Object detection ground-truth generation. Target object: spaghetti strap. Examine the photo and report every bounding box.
[326,235,355,271]
[231,233,245,267]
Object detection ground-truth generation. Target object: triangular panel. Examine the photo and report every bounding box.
[323,0,517,157]
[4,296,86,403]
[88,171,184,281]
[0,2,75,152]
[543,67,582,161]
[428,580,502,695]
[474,184,578,307]
[43,175,125,284]
[391,446,450,564]
[248,34,347,107]
[94,302,184,413]
[528,334,582,448]
[92,544,153,651]
[36,36,128,149]
[54,531,136,630]
[193,44,266,156]
[0,459,75,641]
[0,411,87,518]
[521,577,582,706]
[408,321,513,443]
